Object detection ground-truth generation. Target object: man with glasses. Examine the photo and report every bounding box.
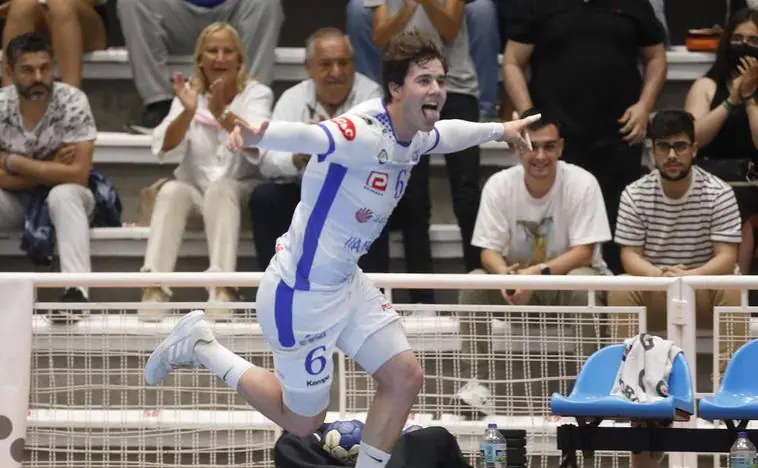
[455,108,611,418]
[608,112,746,467]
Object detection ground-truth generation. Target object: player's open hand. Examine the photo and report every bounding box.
[228,118,270,151]
[501,113,541,152]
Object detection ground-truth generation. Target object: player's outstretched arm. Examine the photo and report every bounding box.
[228,118,331,156]
[428,114,541,155]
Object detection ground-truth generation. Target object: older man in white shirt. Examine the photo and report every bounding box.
[249,27,385,271]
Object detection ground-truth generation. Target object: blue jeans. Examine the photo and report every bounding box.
[346,0,501,118]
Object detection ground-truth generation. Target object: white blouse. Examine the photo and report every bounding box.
[151,80,274,193]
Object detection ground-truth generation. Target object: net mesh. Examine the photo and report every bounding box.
[26,295,645,467]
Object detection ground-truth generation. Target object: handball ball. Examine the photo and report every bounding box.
[322,419,364,464]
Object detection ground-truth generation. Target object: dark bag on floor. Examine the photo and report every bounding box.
[274,425,472,468]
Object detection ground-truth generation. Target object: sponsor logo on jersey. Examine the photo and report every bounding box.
[355,207,374,223]
[377,149,388,164]
[344,236,372,254]
[364,171,388,195]
[333,117,356,141]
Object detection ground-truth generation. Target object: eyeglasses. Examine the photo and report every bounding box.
[653,141,692,155]
[730,34,758,47]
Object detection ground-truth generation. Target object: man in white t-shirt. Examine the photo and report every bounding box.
[608,112,747,457]
[456,108,612,417]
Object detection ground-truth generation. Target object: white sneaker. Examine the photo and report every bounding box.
[456,380,495,416]
[144,310,215,385]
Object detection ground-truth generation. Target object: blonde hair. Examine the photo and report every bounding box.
[192,22,251,94]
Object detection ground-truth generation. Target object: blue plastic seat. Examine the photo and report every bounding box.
[699,339,758,422]
[550,344,695,420]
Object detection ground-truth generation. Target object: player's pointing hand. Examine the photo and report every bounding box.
[500,113,541,152]
[228,118,270,151]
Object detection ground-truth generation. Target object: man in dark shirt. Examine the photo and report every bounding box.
[502,0,667,274]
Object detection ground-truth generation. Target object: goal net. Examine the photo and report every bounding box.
[23,290,645,468]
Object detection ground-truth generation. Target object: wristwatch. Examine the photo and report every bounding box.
[217,106,232,122]
[538,263,551,275]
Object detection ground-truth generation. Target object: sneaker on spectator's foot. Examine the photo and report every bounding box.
[144,310,215,385]
[205,287,237,321]
[139,287,170,322]
[456,380,495,419]
[50,287,88,324]
[128,100,172,135]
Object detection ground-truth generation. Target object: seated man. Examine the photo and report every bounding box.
[457,108,611,416]
[0,33,116,319]
[249,27,386,272]
[609,110,748,373]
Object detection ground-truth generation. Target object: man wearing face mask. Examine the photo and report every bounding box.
[608,113,747,461]
[685,7,758,276]
[0,33,115,317]
[249,27,385,272]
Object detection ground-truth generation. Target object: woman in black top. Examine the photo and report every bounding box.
[685,7,758,274]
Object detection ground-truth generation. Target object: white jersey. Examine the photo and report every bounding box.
[271,98,440,290]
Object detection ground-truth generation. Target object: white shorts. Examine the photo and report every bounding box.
[255,266,410,417]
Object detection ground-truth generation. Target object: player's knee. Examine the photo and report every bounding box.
[376,352,423,398]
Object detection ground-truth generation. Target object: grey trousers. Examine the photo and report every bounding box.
[117,0,284,105]
[0,184,94,292]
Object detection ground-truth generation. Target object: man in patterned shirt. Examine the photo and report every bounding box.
[0,33,98,309]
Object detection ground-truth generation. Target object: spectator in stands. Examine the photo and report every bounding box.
[456,108,611,417]
[608,111,747,425]
[503,0,667,275]
[116,0,283,134]
[362,0,484,304]
[248,27,387,272]
[347,0,500,121]
[140,23,273,321]
[684,8,758,275]
[1,0,107,87]
[0,33,119,318]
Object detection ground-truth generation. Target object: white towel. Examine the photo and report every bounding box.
[611,333,682,403]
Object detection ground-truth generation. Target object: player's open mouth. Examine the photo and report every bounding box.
[421,103,440,120]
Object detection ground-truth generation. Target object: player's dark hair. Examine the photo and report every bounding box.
[521,107,561,134]
[381,30,447,103]
[5,33,53,69]
[648,109,695,143]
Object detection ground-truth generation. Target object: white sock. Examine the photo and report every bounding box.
[194,340,253,391]
[356,442,391,468]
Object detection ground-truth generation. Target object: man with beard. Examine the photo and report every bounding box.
[0,33,99,307]
[608,112,747,462]
[248,27,386,273]
[455,108,611,417]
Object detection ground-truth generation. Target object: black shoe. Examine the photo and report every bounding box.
[50,287,88,324]
[127,100,172,135]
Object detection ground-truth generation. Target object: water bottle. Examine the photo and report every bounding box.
[478,423,507,468]
[730,432,757,468]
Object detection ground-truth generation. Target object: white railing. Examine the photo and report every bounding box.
[5,273,757,468]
